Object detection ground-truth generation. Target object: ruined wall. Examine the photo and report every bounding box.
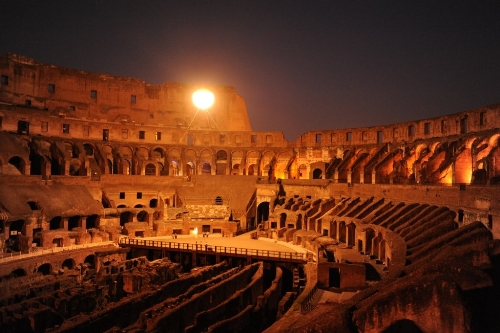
[0,53,252,132]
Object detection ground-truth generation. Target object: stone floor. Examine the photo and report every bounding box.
[142,232,309,255]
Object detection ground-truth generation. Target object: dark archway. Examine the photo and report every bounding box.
[312,168,322,179]
[62,258,75,270]
[257,202,270,225]
[11,268,27,277]
[149,198,158,208]
[84,255,96,269]
[86,215,99,229]
[68,216,81,230]
[382,319,423,333]
[8,156,24,174]
[37,263,52,275]
[137,210,149,222]
[120,212,134,226]
[50,216,63,230]
[145,163,156,176]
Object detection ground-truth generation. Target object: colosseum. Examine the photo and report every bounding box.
[0,53,499,332]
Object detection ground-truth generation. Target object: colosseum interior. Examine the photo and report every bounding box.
[0,53,499,332]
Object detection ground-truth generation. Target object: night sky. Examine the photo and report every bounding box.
[1,1,499,141]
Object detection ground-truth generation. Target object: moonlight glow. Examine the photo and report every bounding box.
[192,89,215,110]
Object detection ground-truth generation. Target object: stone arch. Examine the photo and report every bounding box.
[312,168,322,179]
[201,162,211,174]
[62,258,76,270]
[257,202,270,225]
[37,263,52,275]
[365,228,375,255]
[8,156,25,175]
[330,220,337,239]
[50,216,63,230]
[186,161,195,177]
[280,212,287,228]
[169,148,182,176]
[275,151,294,179]
[260,151,275,177]
[246,150,260,176]
[379,238,387,263]
[231,163,240,175]
[216,150,228,175]
[83,143,94,156]
[137,210,149,222]
[120,211,134,226]
[84,255,95,269]
[339,221,347,243]
[381,319,423,333]
[231,150,244,175]
[11,268,27,277]
[117,146,134,174]
[68,215,81,230]
[247,164,257,176]
[101,144,114,174]
[144,163,156,176]
[297,214,303,230]
[150,198,158,208]
[86,215,99,229]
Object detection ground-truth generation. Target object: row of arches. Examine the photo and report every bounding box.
[2,132,500,184]
[6,255,95,279]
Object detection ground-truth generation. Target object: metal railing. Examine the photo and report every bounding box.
[119,238,306,261]
[0,241,116,263]
[300,282,319,314]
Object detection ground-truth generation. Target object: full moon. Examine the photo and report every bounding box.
[192,89,215,110]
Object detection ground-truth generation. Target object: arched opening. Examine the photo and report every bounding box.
[68,216,81,230]
[201,162,211,174]
[297,214,303,230]
[248,164,256,176]
[339,221,346,243]
[347,223,356,247]
[214,196,223,205]
[86,215,98,229]
[137,210,149,222]
[232,164,240,175]
[9,219,24,237]
[134,204,144,208]
[365,228,375,255]
[50,216,63,230]
[120,212,133,226]
[84,255,96,269]
[123,159,131,175]
[145,163,156,176]
[312,168,323,179]
[107,159,113,174]
[280,213,287,228]
[257,202,270,225]
[382,319,423,333]
[8,156,24,175]
[11,268,27,277]
[330,220,337,239]
[83,144,94,156]
[62,258,75,270]
[186,162,195,176]
[171,161,180,176]
[149,199,158,208]
[37,263,52,275]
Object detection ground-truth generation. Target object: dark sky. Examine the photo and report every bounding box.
[1,1,499,141]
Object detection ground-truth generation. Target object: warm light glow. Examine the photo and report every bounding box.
[192,89,214,110]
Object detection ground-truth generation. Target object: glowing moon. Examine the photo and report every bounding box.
[192,89,215,109]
